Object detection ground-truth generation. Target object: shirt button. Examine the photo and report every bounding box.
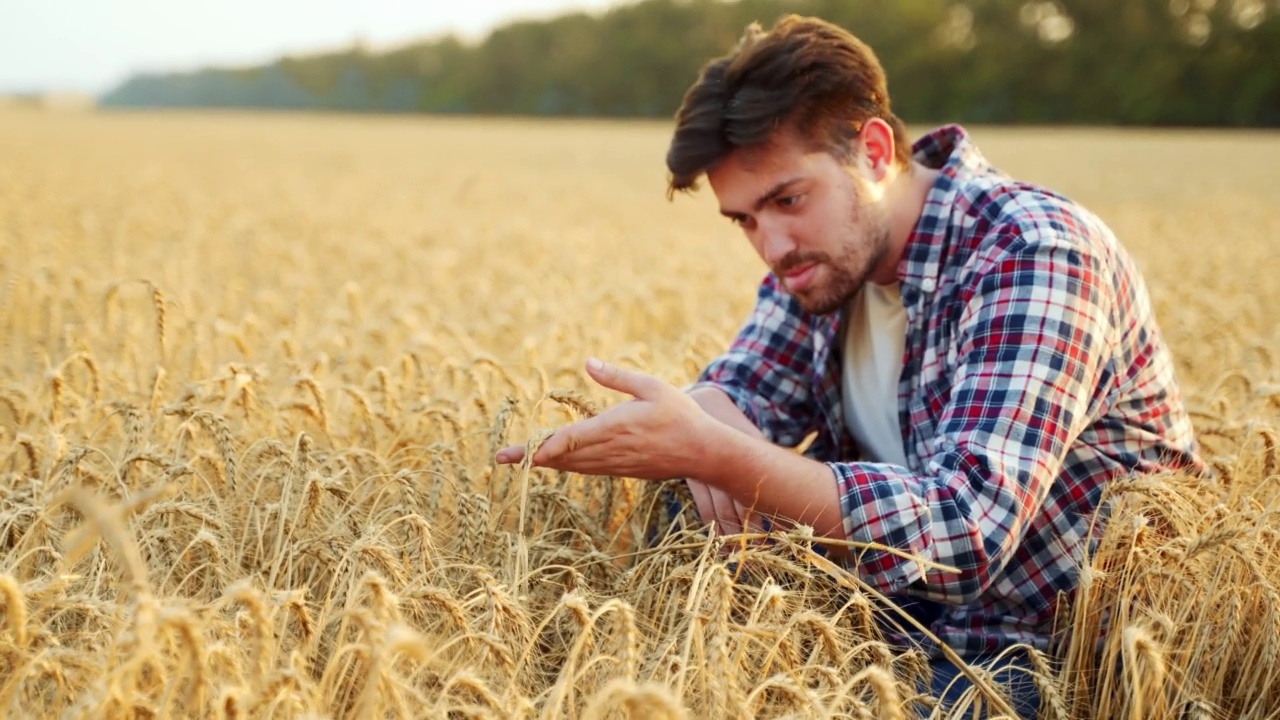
[920,278,936,293]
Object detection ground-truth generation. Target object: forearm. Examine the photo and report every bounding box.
[687,386,767,441]
[690,417,846,541]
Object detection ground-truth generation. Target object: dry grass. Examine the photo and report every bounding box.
[0,107,1277,718]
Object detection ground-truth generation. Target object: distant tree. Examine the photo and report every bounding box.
[99,0,1279,126]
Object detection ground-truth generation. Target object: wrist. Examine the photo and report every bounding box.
[686,413,737,483]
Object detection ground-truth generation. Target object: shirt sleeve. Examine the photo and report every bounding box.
[828,230,1112,604]
[687,273,823,449]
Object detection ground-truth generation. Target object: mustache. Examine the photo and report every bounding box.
[774,252,829,276]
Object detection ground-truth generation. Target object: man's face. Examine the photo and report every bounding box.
[707,129,892,316]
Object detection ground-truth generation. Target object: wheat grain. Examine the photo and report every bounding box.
[705,564,743,716]
[294,376,331,440]
[224,581,273,692]
[192,411,237,490]
[456,492,492,554]
[149,365,166,417]
[14,433,40,477]
[582,679,688,720]
[1259,426,1277,480]
[0,390,27,427]
[147,280,167,359]
[0,574,28,647]
[548,389,598,419]
[408,586,471,635]
[373,366,398,416]
[341,386,376,444]
[158,605,206,711]
[489,396,517,467]
[47,369,65,424]
[1122,625,1168,720]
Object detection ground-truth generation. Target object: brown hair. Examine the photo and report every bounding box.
[666,15,911,196]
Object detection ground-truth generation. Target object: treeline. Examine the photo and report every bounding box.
[101,0,1280,126]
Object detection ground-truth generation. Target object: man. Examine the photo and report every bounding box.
[497,14,1201,717]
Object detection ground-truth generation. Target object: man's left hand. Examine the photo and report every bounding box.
[494,358,716,479]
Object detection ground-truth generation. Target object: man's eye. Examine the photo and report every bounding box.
[778,194,803,208]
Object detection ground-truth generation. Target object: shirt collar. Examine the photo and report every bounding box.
[896,124,992,295]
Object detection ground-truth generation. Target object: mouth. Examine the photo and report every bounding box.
[781,262,819,293]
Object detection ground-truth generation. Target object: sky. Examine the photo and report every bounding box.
[0,0,626,95]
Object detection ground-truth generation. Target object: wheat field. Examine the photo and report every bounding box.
[0,107,1278,719]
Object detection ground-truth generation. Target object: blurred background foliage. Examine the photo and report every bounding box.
[101,0,1280,126]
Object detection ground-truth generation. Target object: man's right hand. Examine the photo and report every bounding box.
[684,386,775,535]
[686,478,746,535]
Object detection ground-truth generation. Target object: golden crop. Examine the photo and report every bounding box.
[0,108,1277,718]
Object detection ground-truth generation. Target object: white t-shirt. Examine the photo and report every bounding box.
[840,281,909,467]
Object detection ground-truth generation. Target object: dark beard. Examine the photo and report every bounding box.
[773,175,891,316]
[776,224,890,316]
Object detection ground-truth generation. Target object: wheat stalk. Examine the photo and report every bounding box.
[4,111,1279,720]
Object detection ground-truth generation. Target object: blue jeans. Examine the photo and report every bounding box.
[922,650,1042,719]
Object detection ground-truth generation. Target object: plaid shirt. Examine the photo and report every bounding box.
[691,125,1202,657]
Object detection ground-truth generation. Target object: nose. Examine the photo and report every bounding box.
[754,217,797,267]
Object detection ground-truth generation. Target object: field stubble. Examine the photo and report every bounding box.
[0,109,1278,718]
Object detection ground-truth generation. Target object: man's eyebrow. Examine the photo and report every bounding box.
[719,177,806,219]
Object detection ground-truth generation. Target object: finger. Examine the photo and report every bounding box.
[735,499,769,533]
[585,357,665,401]
[687,479,717,527]
[495,446,526,464]
[706,485,744,535]
[524,445,629,476]
[532,414,613,463]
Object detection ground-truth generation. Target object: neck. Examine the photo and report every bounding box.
[870,161,940,284]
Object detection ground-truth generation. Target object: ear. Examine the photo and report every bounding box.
[856,118,896,182]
